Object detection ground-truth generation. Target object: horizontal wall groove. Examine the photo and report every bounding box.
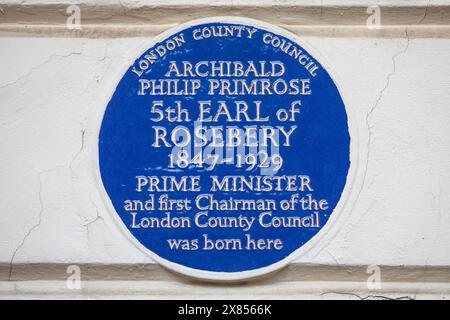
[2,263,450,283]
[0,4,450,38]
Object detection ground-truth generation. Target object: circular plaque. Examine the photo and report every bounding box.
[98,17,352,280]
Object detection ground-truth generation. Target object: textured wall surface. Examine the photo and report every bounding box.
[0,0,449,298]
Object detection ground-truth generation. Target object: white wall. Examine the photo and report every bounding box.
[0,0,449,298]
[1,34,449,266]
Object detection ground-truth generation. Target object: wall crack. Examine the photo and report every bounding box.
[0,51,83,90]
[69,128,86,181]
[320,291,414,300]
[352,28,410,224]
[8,169,53,281]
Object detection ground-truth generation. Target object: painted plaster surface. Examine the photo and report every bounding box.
[1,32,449,270]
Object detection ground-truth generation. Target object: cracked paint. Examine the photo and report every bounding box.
[418,0,431,25]
[69,128,86,181]
[0,51,83,90]
[350,28,411,226]
[8,169,51,280]
[0,5,449,297]
[320,291,414,300]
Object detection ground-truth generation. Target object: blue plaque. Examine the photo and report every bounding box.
[98,18,352,280]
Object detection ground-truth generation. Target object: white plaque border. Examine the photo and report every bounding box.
[90,16,365,281]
